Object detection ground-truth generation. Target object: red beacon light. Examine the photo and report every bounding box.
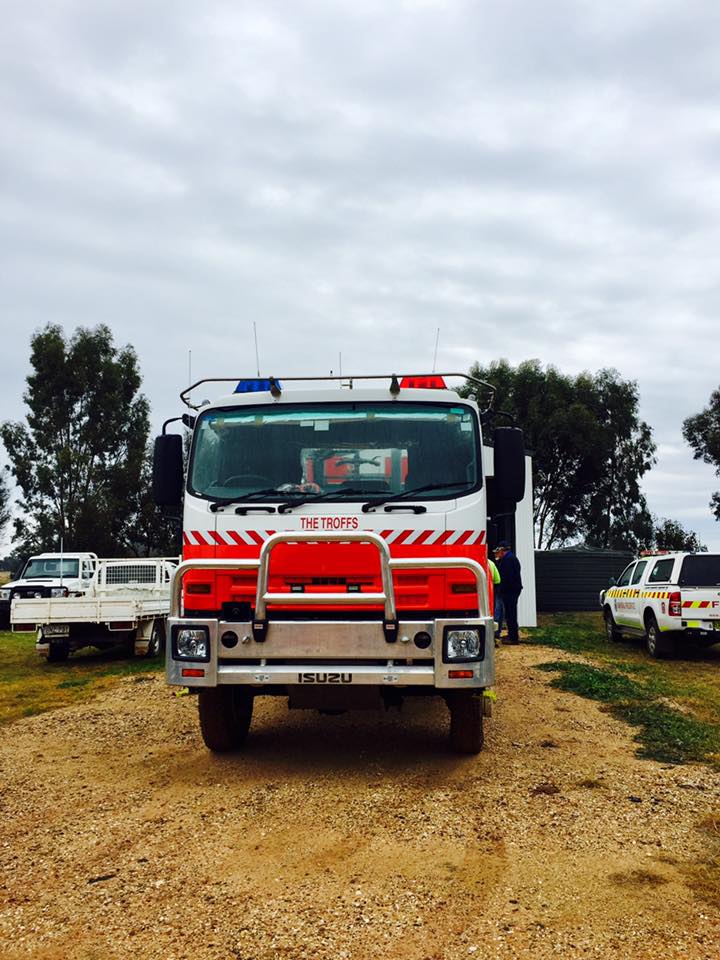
[399,375,447,389]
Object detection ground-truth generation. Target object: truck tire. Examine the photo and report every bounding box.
[447,691,484,754]
[604,608,622,643]
[198,688,254,752]
[47,641,70,663]
[146,620,165,658]
[645,613,675,659]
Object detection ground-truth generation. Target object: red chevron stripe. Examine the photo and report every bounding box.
[191,530,208,546]
[454,530,473,546]
[210,531,227,546]
[392,530,414,545]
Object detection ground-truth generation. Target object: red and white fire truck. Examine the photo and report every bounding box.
[153,373,527,754]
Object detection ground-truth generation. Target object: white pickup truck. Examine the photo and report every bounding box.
[0,552,98,627]
[600,552,720,658]
[10,557,178,661]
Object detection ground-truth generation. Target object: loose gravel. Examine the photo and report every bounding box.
[1,644,719,959]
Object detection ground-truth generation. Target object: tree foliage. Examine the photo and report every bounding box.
[683,387,720,522]
[0,324,175,556]
[468,359,656,550]
[651,518,706,553]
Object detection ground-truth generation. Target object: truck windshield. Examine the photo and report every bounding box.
[678,555,720,587]
[22,559,80,579]
[189,402,480,502]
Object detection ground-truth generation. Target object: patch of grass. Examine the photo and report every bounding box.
[0,630,162,726]
[615,702,720,765]
[537,658,720,767]
[537,660,643,703]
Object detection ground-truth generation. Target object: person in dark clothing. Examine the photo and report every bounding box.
[495,540,523,644]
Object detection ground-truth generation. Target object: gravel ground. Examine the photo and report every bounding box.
[1,643,719,960]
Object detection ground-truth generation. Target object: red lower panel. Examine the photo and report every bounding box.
[181,540,491,613]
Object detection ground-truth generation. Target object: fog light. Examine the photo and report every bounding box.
[174,627,209,661]
[444,627,482,663]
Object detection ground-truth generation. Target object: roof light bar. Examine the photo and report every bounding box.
[181,372,495,411]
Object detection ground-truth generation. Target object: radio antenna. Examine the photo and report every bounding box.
[253,322,261,377]
[432,327,440,372]
[339,352,342,378]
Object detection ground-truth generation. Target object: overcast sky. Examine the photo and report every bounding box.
[2,0,720,551]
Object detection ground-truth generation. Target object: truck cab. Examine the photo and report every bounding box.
[154,373,527,753]
[0,552,97,627]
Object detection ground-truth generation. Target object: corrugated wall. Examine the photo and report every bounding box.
[535,549,633,612]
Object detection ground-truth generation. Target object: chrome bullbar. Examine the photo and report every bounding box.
[167,530,494,691]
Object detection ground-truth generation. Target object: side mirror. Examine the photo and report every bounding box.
[493,427,526,506]
[153,434,184,508]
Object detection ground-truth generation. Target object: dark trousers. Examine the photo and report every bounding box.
[500,590,521,642]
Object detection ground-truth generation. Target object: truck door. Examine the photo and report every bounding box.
[627,559,649,629]
[613,561,637,627]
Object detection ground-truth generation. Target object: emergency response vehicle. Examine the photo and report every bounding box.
[153,373,527,754]
[601,551,720,658]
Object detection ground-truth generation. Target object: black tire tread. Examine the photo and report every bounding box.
[448,692,484,754]
[198,688,253,752]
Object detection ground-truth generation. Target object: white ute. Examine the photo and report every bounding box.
[601,552,720,658]
[0,552,98,627]
[10,557,178,661]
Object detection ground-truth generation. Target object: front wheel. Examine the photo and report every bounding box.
[604,608,622,643]
[645,614,675,659]
[198,687,254,752]
[447,691,484,754]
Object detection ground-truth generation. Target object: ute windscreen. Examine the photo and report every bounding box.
[188,402,480,502]
[678,555,720,587]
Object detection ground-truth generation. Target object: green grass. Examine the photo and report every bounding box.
[0,629,162,726]
[530,614,720,767]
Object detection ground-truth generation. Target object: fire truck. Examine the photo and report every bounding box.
[153,373,527,754]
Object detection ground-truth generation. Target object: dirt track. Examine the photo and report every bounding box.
[1,643,719,960]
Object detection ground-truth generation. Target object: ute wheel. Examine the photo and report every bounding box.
[47,642,70,663]
[645,613,675,659]
[198,687,254,752]
[604,608,622,643]
[146,620,165,658]
[447,691,484,754]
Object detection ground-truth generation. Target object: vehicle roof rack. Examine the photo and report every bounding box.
[180,372,496,412]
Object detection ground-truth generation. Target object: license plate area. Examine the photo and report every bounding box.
[43,624,70,637]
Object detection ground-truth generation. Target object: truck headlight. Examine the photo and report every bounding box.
[0,589,10,602]
[50,587,69,598]
[173,626,210,661]
[443,627,483,663]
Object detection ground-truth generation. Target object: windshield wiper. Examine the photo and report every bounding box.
[208,488,282,512]
[277,487,367,514]
[362,481,474,513]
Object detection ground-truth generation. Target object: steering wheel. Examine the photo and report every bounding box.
[220,474,273,486]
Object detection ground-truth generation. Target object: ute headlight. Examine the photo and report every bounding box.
[173,626,210,661]
[444,627,483,663]
[0,589,10,602]
[50,587,68,598]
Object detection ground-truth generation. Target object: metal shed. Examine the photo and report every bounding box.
[535,548,633,612]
